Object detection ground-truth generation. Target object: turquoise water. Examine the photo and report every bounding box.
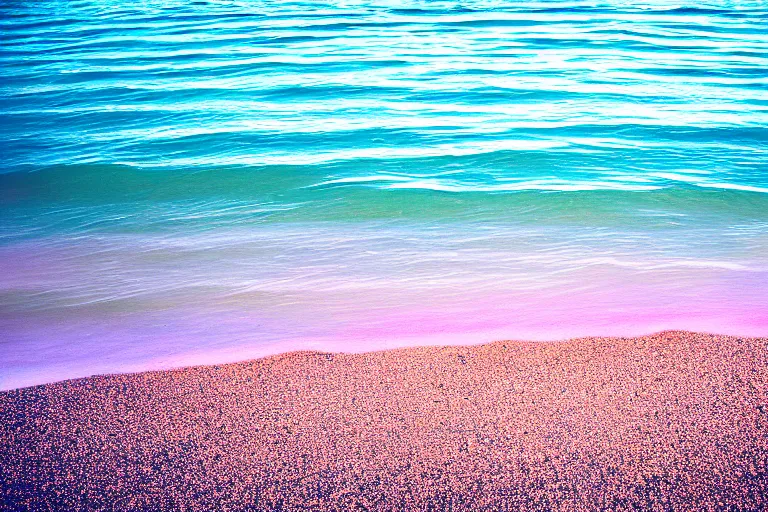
[1,1,767,389]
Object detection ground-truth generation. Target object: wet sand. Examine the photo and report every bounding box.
[1,331,767,510]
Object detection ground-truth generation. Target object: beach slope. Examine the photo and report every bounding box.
[1,331,767,510]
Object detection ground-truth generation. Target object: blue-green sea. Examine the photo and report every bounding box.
[1,0,767,389]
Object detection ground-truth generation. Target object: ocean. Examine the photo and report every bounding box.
[1,0,767,390]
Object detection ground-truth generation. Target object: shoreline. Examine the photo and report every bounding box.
[5,323,768,392]
[2,330,767,510]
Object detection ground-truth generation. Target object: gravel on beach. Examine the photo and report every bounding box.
[1,331,767,511]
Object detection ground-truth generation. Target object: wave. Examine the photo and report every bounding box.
[3,161,768,197]
[2,163,768,248]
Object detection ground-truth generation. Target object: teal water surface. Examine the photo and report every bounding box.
[1,0,767,390]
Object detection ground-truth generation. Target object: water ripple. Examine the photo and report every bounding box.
[2,1,768,388]
[2,0,767,192]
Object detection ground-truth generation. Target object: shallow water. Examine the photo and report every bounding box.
[1,0,767,389]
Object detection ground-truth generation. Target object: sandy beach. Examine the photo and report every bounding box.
[1,331,767,510]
